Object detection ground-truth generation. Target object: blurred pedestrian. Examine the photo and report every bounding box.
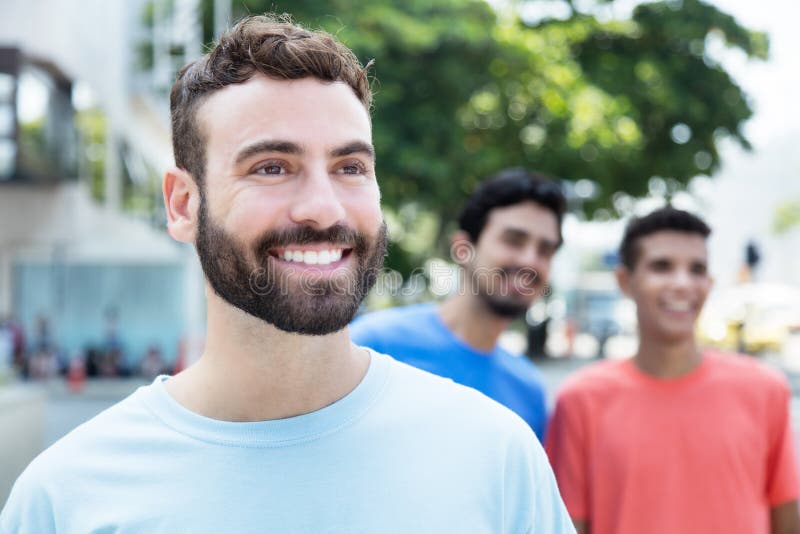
[546,207,800,534]
[1,15,573,533]
[351,168,566,440]
[0,316,13,376]
[139,345,165,380]
[28,315,59,380]
[0,314,26,373]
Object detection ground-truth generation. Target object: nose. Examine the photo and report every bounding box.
[519,245,542,270]
[670,268,693,290]
[288,167,346,229]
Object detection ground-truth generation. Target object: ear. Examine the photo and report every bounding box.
[163,166,200,244]
[615,265,633,298]
[450,230,475,265]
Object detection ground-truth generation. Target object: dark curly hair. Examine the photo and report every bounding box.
[169,14,373,185]
[619,207,711,270]
[457,167,566,245]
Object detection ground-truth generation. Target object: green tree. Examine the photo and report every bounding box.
[773,198,800,235]
[198,0,766,270]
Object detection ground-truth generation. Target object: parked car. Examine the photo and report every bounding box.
[698,283,800,354]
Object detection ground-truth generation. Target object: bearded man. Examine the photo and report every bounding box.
[352,168,565,440]
[1,15,573,533]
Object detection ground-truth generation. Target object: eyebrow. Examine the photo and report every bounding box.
[502,227,560,249]
[234,140,375,167]
[331,141,375,160]
[234,141,301,166]
[502,228,529,240]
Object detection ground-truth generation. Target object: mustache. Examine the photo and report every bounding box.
[254,224,369,257]
[498,266,541,282]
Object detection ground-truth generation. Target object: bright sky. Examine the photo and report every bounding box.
[709,0,800,148]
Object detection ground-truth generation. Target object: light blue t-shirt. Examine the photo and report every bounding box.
[351,303,549,440]
[1,351,574,533]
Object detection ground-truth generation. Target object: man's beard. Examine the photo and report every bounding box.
[471,266,540,319]
[195,197,387,335]
[482,295,531,318]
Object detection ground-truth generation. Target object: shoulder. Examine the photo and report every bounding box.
[493,348,546,385]
[2,388,155,530]
[378,357,571,531]
[555,358,631,402]
[705,351,791,396]
[350,303,439,347]
[12,387,153,493]
[351,303,435,329]
[385,356,534,440]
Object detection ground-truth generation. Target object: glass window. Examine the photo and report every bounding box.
[0,73,14,104]
[0,103,14,137]
[0,139,17,179]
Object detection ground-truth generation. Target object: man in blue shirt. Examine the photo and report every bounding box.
[352,169,566,440]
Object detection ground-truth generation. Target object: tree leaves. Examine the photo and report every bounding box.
[210,0,766,269]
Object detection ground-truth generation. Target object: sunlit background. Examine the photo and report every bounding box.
[1,0,799,502]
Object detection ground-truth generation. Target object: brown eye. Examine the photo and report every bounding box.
[538,243,557,259]
[337,160,367,175]
[649,259,671,272]
[503,235,525,248]
[256,165,283,175]
[252,160,288,175]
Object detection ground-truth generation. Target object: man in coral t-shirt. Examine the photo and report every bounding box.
[546,207,800,534]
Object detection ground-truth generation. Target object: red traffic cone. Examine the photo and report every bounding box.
[67,357,86,393]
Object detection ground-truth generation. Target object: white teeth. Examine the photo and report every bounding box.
[664,301,691,312]
[279,249,344,265]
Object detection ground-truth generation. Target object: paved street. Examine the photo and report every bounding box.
[41,378,148,448]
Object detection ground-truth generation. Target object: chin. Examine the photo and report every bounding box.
[652,326,696,345]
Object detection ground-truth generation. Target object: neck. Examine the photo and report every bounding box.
[165,290,369,422]
[438,292,512,353]
[633,331,702,379]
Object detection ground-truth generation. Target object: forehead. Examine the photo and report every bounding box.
[196,75,371,158]
[637,231,708,262]
[481,201,560,241]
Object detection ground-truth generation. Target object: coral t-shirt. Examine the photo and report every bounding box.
[546,351,799,534]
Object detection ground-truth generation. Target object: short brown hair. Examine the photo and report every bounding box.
[169,14,373,185]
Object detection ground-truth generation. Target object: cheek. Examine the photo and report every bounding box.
[535,262,552,281]
[631,277,664,304]
[224,191,287,239]
[474,240,515,266]
[342,188,382,226]
[695,279,713,299]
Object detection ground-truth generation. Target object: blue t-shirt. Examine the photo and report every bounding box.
[351,303,549,440]
[1,351,574,533]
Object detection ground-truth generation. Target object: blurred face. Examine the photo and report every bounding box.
[194,75,386,335]
[618,231,712,343]
[462,201,560,318]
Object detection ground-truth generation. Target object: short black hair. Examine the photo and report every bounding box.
[458,168,566,245]
[619,207,711,270]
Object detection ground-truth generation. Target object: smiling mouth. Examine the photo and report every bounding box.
[660,299,696,313]
[268,247,353,266]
